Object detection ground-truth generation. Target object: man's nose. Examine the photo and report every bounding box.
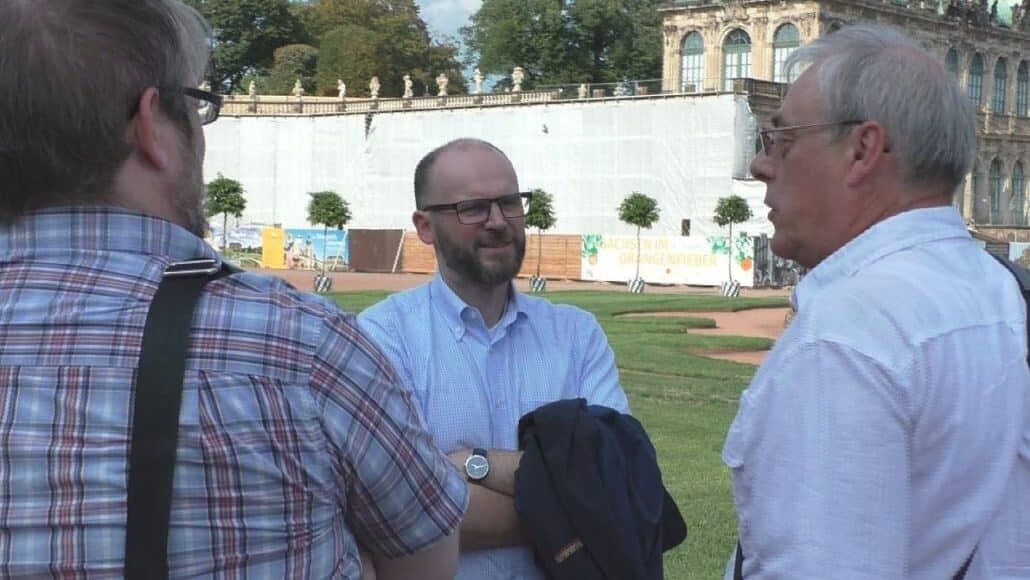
[750,152,773,183]
[483,200,508,227]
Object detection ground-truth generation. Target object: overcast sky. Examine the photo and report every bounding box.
[416,0,480,41]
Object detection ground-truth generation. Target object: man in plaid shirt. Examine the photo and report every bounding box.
[0,1,466,578]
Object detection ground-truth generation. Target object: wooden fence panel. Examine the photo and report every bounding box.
[398,232,582,279]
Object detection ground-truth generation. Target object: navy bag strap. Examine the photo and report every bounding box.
[124,259,231,580]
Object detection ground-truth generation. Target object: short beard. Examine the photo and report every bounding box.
[435,227,526,287]
[174,133,208,238]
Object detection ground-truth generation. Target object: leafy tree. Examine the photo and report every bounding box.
[185,0,306,91]
[524,188,556,278]
[306,191,352,274]
[302,0,466,97]
[461,0,566,89]
[314,25,381,96]
[617,192,660,280]
[204,174,247,251]
[462,0,662,87]
[713,195,753,283]
[266,44,319,95]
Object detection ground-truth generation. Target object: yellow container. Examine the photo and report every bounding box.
[262,227,285,269]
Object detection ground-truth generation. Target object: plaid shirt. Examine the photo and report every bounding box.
[0,207,467,578]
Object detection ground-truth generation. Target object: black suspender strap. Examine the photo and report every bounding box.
[124,259,230,580]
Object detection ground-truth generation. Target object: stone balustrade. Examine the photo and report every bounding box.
[221,90,562,117]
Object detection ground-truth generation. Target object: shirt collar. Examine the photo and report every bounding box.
[794,206,970,312]
[0,206,218,265]
[429,273,526,340]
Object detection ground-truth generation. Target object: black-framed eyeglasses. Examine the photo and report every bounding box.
[182,87,223,125]
[756,120,863,156]
[130,87,223,125]
[420,192,533,225]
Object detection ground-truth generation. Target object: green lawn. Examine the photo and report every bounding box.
[331,290,789,579]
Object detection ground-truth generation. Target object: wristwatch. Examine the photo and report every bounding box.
[464,448,490,483]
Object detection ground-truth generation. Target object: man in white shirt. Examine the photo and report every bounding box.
[724,23,1030,579]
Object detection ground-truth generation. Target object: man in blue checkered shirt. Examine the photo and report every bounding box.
[0,1,466,577]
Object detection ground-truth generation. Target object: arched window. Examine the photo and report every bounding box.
[968,53,984,106]
[989,158,1003,224]
[680,32,704,92]
[772,24,800,83]
[1017,61,1029,117]
[1013,162,1026,226]
[722,29,752,91]
[945,48,959,81]
[972,164,987,223]
[992,58,1007,114]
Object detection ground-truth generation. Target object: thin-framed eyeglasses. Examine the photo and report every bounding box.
[756,120,864,156]
[130,87,223,126]
[420,191,533,225]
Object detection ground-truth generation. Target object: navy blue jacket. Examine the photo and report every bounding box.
[514,398,687,580]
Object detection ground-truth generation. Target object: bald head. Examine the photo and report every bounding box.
[413,138,515,209]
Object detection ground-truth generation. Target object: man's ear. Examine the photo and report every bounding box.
[413,210,434,245]
[844,121,889,187]
[128,87,171,170]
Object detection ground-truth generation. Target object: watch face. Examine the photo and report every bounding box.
[466,454,489,481]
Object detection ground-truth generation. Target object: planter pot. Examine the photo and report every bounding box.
[314,273,332,294]
[721,280,741,297]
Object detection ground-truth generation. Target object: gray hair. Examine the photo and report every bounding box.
[413,138,514,208]
[0,0,211,221]
[785,24,976,193]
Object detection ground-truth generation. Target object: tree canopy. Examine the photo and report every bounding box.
[462,0,662,88]
[618,191,660,230]
[189,0,465,95]
[188,0,660,95]
[525,188,556,232]
[186,0,306,91]
[525,188,557,278]
[713,195,753,283]
[307,190,352,230]
[204,173,247,250]
[266,43,320,94]
[713,195,752,229]
[618,191,660,280]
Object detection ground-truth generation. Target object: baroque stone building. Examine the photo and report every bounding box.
[660,0,1030,241]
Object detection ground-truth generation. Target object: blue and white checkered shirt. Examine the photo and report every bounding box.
[359,274,629,580]
[0,207,467,578]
